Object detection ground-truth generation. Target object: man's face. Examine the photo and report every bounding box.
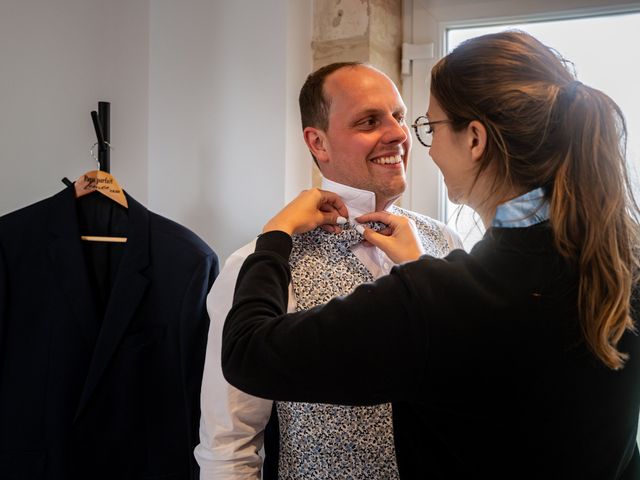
[310,66,411,209]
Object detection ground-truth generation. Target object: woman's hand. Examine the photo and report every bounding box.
[263,188,349,236]
[355,212,425,264]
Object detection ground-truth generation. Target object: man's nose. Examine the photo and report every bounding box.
[383,118,408,145]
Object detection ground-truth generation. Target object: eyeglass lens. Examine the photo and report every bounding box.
[414,119,432,147]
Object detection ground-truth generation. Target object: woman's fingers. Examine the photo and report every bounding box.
[297,189,349,234]
[357,214,425,264]
[361,228,392,250]
[318,210,344,228]
[263,188,349,235]
[356,211,395,225]
[317,190,349,219]
[377,226,393,237]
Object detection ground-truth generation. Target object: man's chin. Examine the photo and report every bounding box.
[377,188,405,208]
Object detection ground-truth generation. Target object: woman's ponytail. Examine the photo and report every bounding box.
[550,82,639,369]
[431,31,640,369]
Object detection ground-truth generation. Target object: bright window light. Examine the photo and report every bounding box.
[445,12,640,251]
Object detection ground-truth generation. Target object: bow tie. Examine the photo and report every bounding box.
[312,222,385,251]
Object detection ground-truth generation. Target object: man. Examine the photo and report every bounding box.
[195,62,462,479]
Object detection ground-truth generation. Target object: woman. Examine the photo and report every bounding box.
[222,31,640,478]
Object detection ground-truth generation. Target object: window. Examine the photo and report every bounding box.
[444,12,640,249]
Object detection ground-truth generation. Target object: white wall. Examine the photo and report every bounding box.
[0,0,313,263]
[286,0,314,203]
[0,0,150,214]
[148,0,312,262]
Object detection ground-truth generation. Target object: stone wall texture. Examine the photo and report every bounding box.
[311,0,402,186]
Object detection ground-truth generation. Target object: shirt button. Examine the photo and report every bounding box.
[383,262,390,270]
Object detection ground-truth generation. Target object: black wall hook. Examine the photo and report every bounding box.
[61,101,112,187]
[90,101,111,173]
[91,111,106,151]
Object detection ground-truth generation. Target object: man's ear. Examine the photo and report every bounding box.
[303,127,330,165]
[467,120,487,163]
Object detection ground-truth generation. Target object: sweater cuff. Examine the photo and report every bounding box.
[255,230,293,261]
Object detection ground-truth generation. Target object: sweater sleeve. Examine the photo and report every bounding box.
[222,231,428,406]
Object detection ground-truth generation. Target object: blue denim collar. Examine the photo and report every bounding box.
[491,187,550,228]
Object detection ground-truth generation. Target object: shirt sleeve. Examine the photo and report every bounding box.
[195,239,296,480]
[222,231,428,406]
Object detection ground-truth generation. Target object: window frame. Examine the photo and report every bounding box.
[401,0,640,222]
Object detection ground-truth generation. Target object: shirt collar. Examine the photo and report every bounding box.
[321,177,392,221]
[492,187,550,228]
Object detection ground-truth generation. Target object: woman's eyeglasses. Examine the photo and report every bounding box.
[411,116,451,147]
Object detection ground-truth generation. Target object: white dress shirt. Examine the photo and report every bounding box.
[194,178,463,479]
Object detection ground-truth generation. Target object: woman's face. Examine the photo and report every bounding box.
[426,94,479,206]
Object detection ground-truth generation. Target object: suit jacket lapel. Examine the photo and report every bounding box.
[47,187,101,345]
[75,193,150,420]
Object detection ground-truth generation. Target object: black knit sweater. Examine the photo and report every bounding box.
[223,224,640,479]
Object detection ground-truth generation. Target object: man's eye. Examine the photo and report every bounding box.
[396,115,406,125]
[359,118,378,127]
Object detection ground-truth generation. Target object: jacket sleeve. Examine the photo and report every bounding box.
[195,241,283,480]
[222,231,428,407]
[178,248,219,479]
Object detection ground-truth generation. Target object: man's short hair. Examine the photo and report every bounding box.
[299,61,365,131]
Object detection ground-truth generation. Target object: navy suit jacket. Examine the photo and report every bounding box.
[0,186,218,479]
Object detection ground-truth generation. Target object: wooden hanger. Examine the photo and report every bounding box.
[74,169,128,243]
[70,103,128,243]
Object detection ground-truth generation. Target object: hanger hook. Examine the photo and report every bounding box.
[89,141,113,170]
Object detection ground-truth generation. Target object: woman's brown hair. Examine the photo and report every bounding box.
[431,30,639,369]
